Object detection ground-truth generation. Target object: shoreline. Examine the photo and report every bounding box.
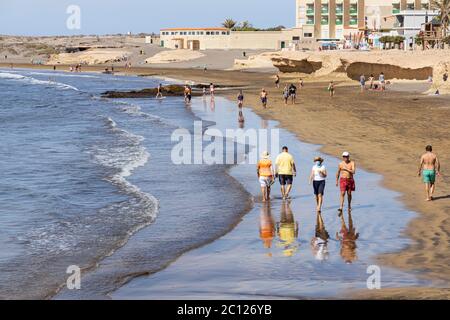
[4,64,450,299]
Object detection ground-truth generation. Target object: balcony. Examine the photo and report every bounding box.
[349,5,358,15]
[306,9,315,14]
[392,9,400,14]
[349,16,358,25]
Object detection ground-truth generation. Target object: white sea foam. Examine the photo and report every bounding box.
[0,71,79,91]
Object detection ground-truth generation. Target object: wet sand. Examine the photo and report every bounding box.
[112,97,425,299]
[5,63,450,298]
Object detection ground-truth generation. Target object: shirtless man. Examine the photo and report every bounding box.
[336,152,356,214]
[156,83,163,99]
[418,145,441,201]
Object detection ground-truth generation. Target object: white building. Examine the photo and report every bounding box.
[159,27,304,50]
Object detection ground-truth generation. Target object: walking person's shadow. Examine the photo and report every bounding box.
[431,194,450,201]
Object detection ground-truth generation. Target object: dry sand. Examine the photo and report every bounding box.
[145,49,205,64]
[1,62,449,299]
[46,48,132,65]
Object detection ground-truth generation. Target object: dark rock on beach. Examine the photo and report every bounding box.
[102,85,202,98]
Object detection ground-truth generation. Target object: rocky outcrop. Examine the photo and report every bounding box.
[102,85,201,98]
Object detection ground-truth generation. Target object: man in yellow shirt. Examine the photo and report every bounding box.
[275,146,297,200]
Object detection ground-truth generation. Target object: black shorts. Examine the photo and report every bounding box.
[279,174,293,186]
[313,180,325,195]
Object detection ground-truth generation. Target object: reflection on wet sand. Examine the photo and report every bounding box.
[311,211,330,261]
[336,211,360,264]
[238,110,245,128]
[276,202,299,257]
[259,204,276,256]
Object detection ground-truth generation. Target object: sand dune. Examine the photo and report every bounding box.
[46,48,132,65]
[145,50,205,64]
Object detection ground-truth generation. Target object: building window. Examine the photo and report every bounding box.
[293,36,300,40]
[304,33,313,38]
[336,3,343,14]
[206,31,210,35]
[306,3,314,15]
[406,2,414,10]
[421,3,429,10]
[321,15,329,25]
[349,3,358,15]
[336,16,343,25]
[222,31,226,35]
[321,4,329,14]
[349,15,358,25]
[392,3,400,14]
[306,16,314,24]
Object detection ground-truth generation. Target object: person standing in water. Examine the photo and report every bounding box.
[379,72,386,91]
[418,145,441,201]
[260,88,268,108]
[359,74,366,92]
[257,151,274,202]
[309,157,327,213]
[275,146,297,200]
[209,83,215,99]
[336,151,356,214]
[328,81,335,97]
[282,85,289,105]
[237,90,244,108]
[156,83,163,99]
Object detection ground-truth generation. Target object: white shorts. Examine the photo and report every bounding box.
[259,176,273,187]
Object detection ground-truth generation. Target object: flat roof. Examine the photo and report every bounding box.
[161,27,229,31]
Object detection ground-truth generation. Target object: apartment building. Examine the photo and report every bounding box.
[295,0,432,40]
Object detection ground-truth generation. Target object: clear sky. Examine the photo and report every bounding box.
[0,0,295,36]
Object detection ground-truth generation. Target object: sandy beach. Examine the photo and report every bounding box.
[1,49,449,298]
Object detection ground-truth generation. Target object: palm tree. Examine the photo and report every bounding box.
[222,19,237,29]
[239,21,253,30]
[431,0,450,37]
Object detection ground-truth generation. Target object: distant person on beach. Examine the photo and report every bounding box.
[336,151,356,214]
[299,78,304,89]
[203,65,208,72]
[4,55,7,60]
[202,86,207,99]
[379,72,386,90]
[359,74,366,92]
[288,84,297,104]
[257,151,274,202]
[275,146,297,200]
[328,81,335,97]
[336,210,359,264]
[156,83,163,99]
[443,72,448,82]
[260,89,268,108]
[209,83,215,99]
[311,211,329,261]
[309,157,327,213]
[283,85,289,105]
[237,90,244,108]
[275,75,280,88]
[259,204,275,251]
[418,145,441,201]
[184,85,192,104]
[368,74,374,89]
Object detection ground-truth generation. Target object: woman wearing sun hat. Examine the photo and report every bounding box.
[309,156,327,212]
[257,151,275,202]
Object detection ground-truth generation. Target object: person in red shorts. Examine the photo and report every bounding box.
[336,151,356,215]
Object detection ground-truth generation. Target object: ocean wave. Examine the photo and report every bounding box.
[0,71,79,91]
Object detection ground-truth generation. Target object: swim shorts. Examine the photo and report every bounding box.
[313,180,326,195]
[279,174,293,186]
[261,97,267,104]
[340,178,355,192]
[422,169,436,184]
[259,176,273,188]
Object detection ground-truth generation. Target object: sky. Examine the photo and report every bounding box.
[0,0,294,36]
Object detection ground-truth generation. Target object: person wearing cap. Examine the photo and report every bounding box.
[275,146,297,200]
[257,151,274,202]
[336,151,356,214]
[309,156,327,213]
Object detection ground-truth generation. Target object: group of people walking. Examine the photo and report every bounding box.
[256,147,356,214]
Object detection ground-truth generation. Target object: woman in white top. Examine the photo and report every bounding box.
[309,156,327,213]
